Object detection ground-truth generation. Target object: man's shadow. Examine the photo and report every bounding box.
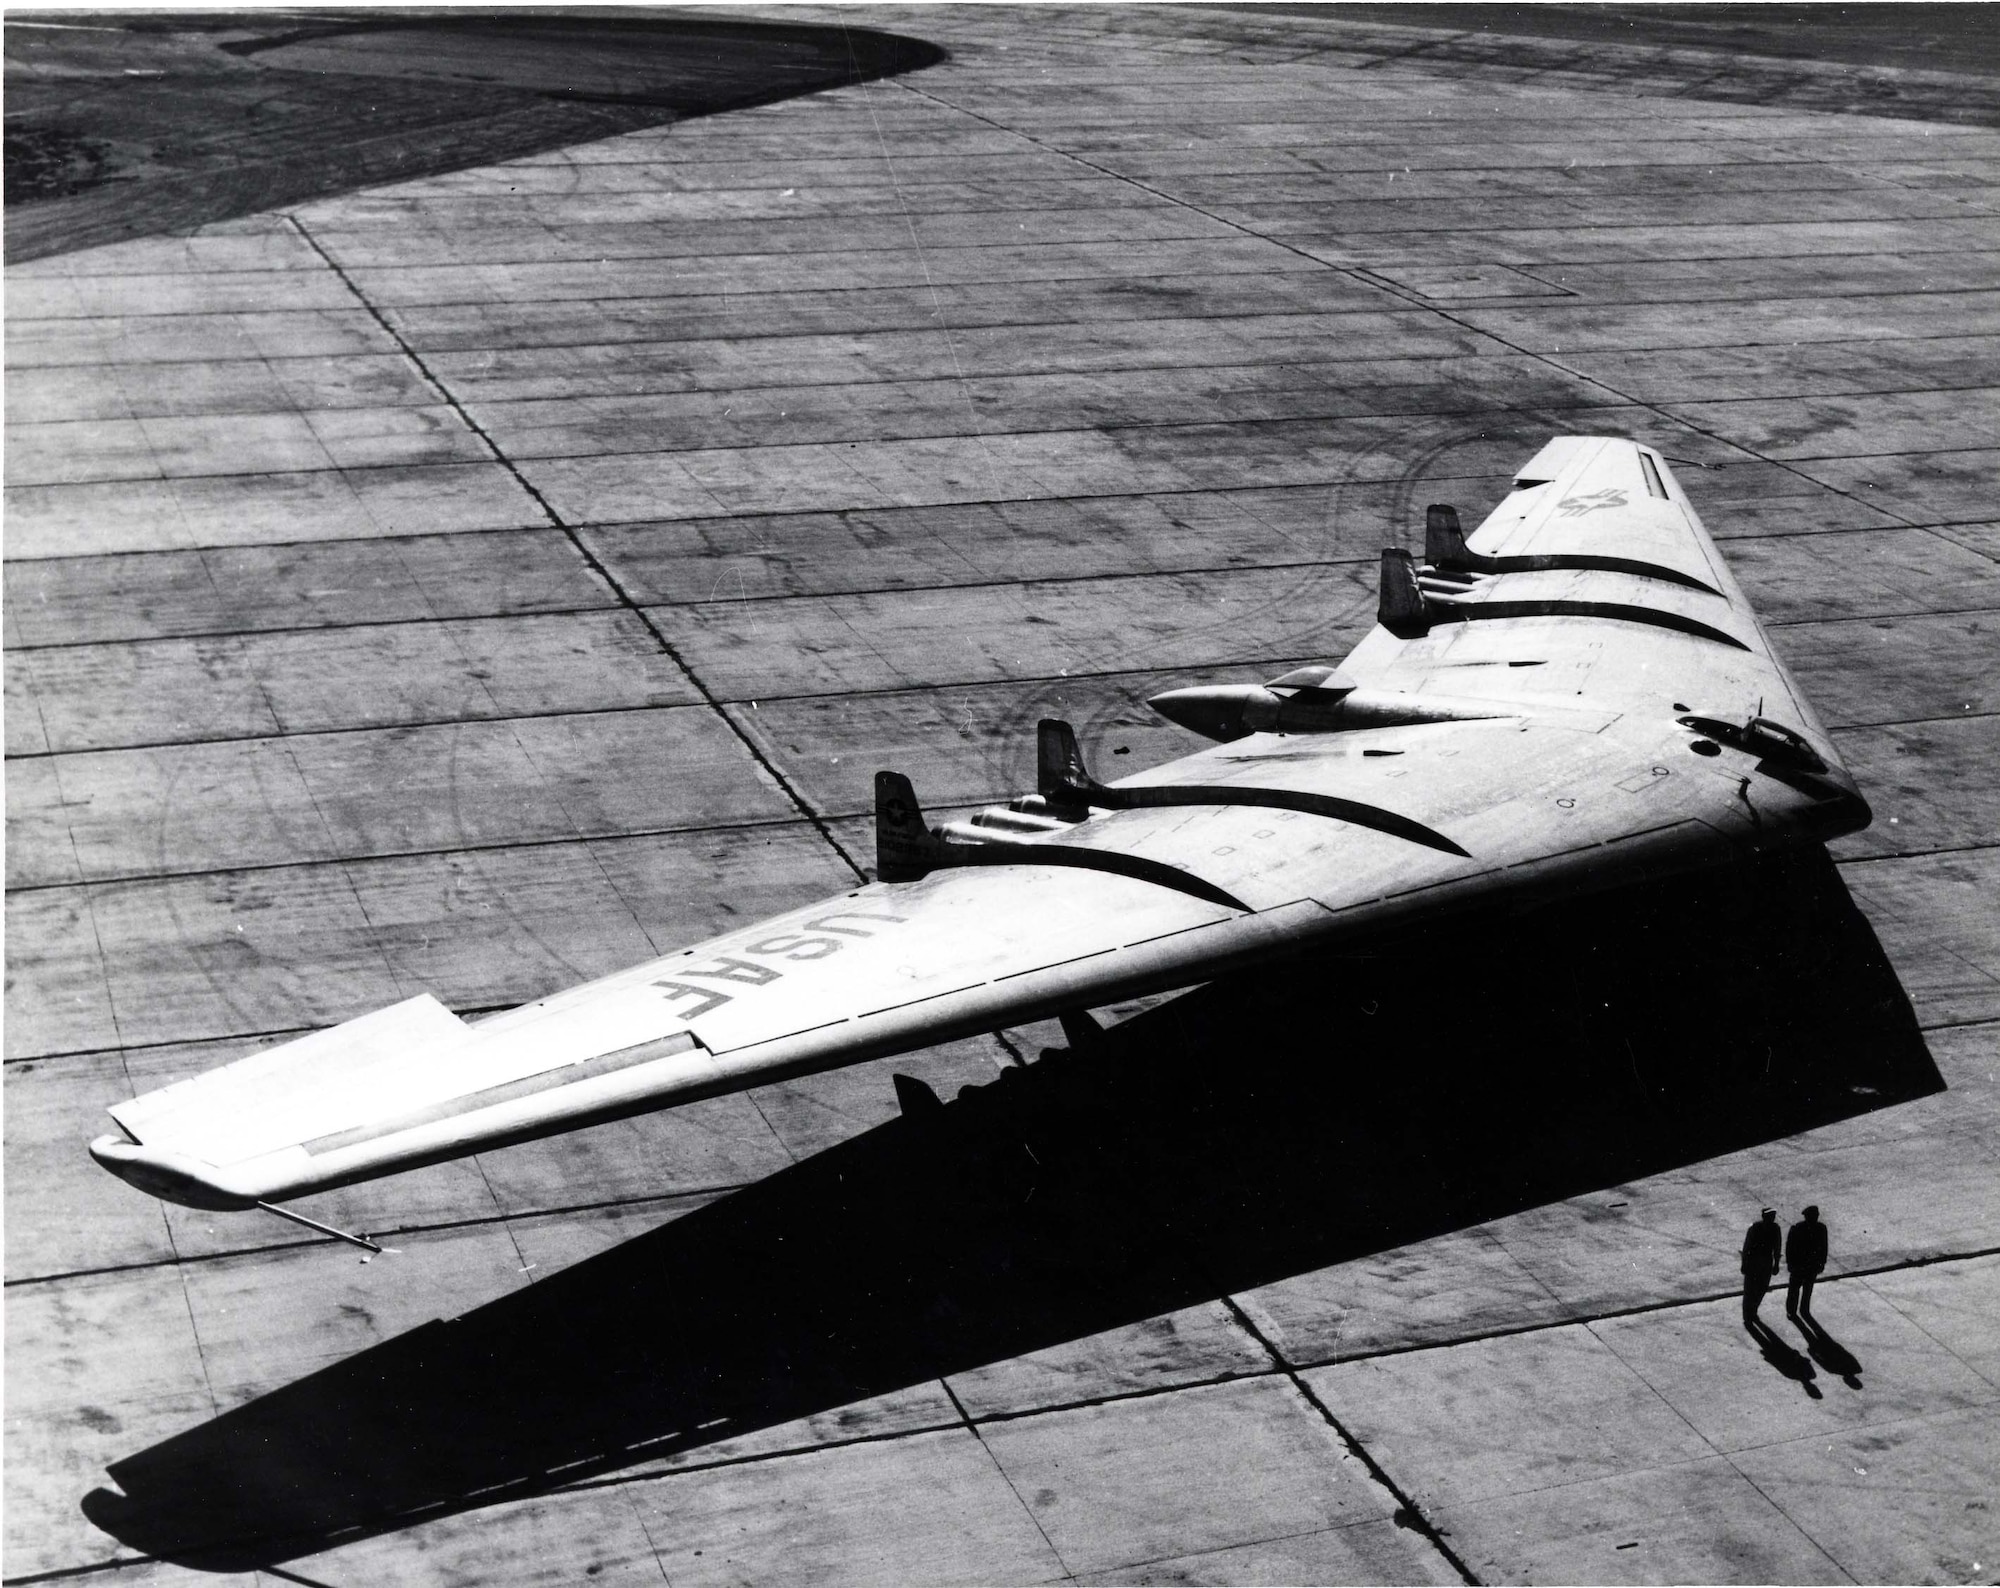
[1745,1318,1824,1397]
[83,847,1935,1570]
[1794,1311,1865,1389]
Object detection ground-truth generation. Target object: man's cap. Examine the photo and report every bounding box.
[1761,1207,1776,1217]
[1802,1204,1820,1218]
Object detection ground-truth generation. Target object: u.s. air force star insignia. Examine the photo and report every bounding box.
[1556,487,1628,516]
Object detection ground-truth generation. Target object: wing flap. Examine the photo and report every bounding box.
[110,994,473,1164]
[94,1028,723,1212]
[106,982,697,1173]
[1512,435,1593,487]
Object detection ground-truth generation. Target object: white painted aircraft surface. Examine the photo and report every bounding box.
[91,437,1871,1238]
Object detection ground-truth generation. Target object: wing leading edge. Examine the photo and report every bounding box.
[91,438,1871,1217]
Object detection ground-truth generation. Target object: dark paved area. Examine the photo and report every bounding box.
[1251,3,2000,84]
[5,5,1997,1583]
[2,11,941,261]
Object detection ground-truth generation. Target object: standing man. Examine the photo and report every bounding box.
[1786,1204,1828,1320]
[1741,1208,1782,1325]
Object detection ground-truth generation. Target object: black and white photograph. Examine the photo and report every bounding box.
[4,3,1997,1582]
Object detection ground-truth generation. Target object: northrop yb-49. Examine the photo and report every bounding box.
[92,437,1871,1244]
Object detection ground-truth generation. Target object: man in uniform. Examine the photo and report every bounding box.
[1740,1207,1782,1325]
[1786,1204,1829,1320]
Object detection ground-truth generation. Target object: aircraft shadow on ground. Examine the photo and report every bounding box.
[83,847,1938,1570]
[4,15,946,261]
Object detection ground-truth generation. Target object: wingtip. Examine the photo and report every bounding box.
[90,1135,263,1211]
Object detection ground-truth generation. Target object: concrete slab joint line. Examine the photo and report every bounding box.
[881,72,1943,551]
[276,213,866,883]
[1213,1294,1482,1583]
[889,75,1355,281]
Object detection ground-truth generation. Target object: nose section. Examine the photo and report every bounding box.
[1148,685,1269,741]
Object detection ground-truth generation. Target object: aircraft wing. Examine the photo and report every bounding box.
[91,437,1870,1217]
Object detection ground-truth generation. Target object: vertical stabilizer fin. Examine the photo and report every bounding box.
[1038,718,1094,803]
[1058,1008,1108,1055]
[1379,548,1430,638]
[1425,503,1469,568]
[892,1072,944,1117]
[876,770,942,882]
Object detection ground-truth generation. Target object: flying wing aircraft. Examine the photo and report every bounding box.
[91,437,1870,1243]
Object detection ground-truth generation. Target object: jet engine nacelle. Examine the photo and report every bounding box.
[1149,680,1508,741]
